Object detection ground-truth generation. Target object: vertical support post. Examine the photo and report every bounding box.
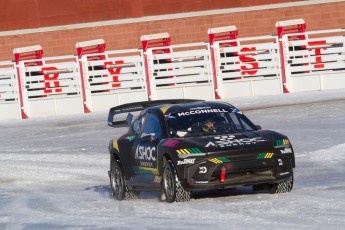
[276,19,306,93]
[141,32,171,100]
[13,45,43,119]
[208,25,238,99]
[76,39,106,113]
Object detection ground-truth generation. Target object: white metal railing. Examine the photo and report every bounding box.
[80,49,147,111]
[212,35,282,98]
[282,29,345,92]
[145,42,214,100]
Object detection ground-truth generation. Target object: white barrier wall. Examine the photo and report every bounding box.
[0,61,21,120]
[17,56,83,118]
[2,25,345,120]
[145,43,214,100]
[212,35,283,98]
[282,29,345,92]
[79,49,147,111]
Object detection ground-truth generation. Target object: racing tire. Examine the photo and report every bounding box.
[110,156,140,201]
[271,171,294,194]
[253,170,294,194]
[163,160,191,203]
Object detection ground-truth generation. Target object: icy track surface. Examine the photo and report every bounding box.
[1,89,345,230]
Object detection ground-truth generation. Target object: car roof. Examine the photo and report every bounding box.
[147,101,237,114]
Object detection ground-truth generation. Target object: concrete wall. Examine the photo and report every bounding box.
[0,0,344,61]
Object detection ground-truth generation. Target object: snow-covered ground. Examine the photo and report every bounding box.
[1,89,345,230]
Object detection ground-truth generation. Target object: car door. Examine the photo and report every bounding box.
[133,112,163,184]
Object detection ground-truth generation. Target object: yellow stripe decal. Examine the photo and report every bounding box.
[160,106,171,114]
[183,149,190,154]
[113,140,120,152]
[139,167,158,174]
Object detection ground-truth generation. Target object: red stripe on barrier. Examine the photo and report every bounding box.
[112,83,121,87]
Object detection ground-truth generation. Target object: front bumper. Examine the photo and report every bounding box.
[178,155,293,190]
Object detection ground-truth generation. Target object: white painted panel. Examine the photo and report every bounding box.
[0,102,21,120]
[29,96,83,117]
[91,90,148,112]
[223,81,253,98]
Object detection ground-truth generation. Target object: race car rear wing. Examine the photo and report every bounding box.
[107,99,203,127]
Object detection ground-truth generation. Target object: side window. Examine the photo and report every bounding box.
[229,113,242,131]
[142,113,162,138]
[132,115,146,135]
[229,113,254,132]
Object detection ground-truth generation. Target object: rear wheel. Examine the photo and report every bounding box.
[163,160,191,203]
[110,156,139,200]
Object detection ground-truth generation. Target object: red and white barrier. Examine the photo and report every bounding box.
[0,61,21,120]
[211,31,283,98]
[76,39,106,113]
[142,33,214,100]
[208,25,238,99]
[280,25,345,92]
[276,19,306,93]
[2,19,345,120]
[78,45,147,111]
[14,45,82,118]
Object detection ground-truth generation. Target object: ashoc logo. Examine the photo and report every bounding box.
[135,146,156,161]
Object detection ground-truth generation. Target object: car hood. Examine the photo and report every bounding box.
[163,130,275,153]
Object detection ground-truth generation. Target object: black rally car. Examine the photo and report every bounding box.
[107,99,295,203]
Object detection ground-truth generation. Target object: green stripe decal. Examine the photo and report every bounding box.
[218,157,231,163]
[189,148,197,154]
[192,148,202,153]
[257,153,265,159]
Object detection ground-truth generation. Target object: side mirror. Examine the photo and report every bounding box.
[255,125,262,130]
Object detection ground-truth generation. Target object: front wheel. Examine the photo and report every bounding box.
[253,170,294,194]
[271,170,294,194]
[162,160,191,203]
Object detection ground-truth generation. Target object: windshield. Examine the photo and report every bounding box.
[165,108,256,137]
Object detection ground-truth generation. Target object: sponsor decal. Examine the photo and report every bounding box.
[177,158,196,165]
[135,146,156,161]
[275,139,290,147]
[199,166,207,174]
[257,152,274,159]
[278,159,283,166]
[231,108,242,114]
[126,136,135,141]
[280,147,293,154]
[177,109,227,117]
[140,161,153,167]
[176,148,203,155]
[206,135,266,148]
[162,139,180,147]
[190,106,211,110]
[209,157,231,164]
[192,180,209,184]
